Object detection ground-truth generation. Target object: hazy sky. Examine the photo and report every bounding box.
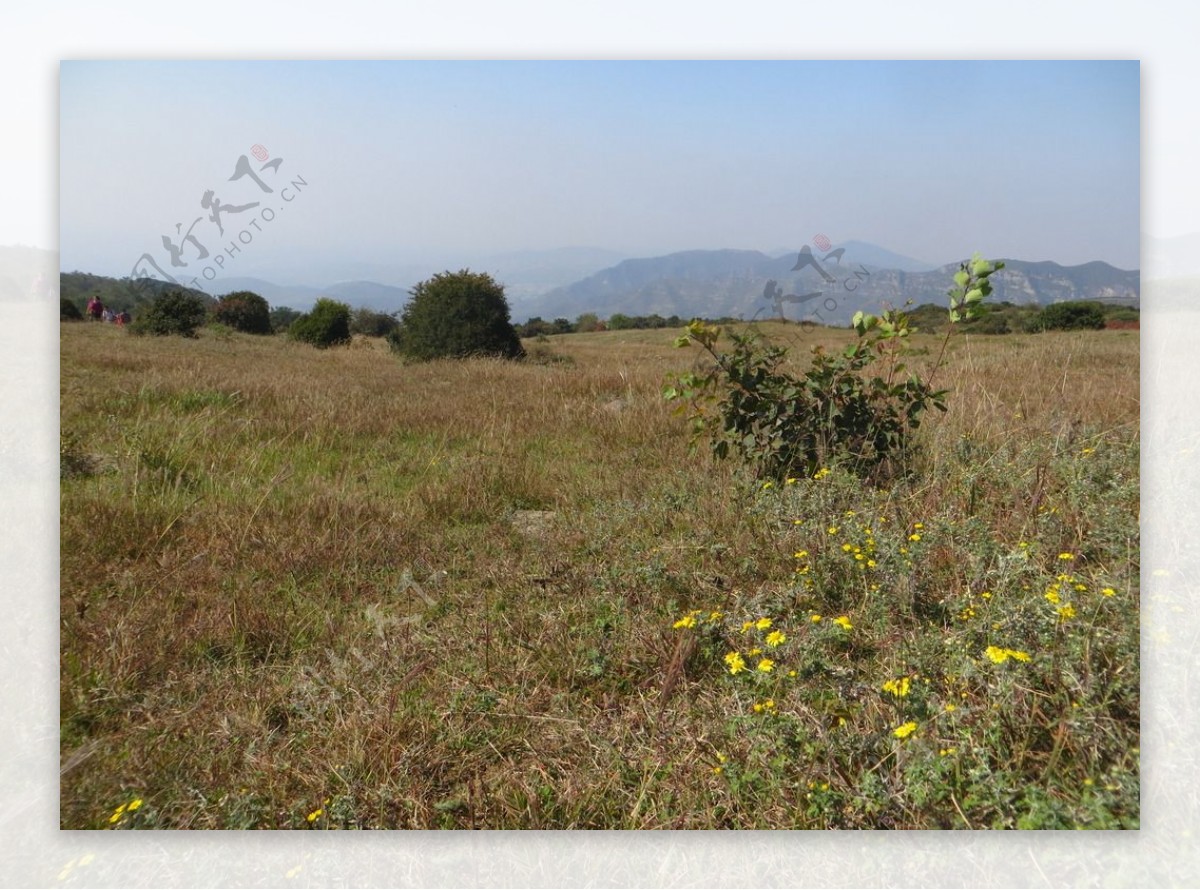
[60,60,1139,284]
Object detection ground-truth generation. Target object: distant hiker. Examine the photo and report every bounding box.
[102,308,115,323]
[86,295,104,321]
[116,310,130,327]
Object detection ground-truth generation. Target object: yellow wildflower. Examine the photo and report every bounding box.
[1057,604,1076,620]
[909,533,922,542]
[881,677,911,697]
[986,646,1031,664]
[765,630,786,647]
[755,617,772,631]
[1101,587,1116,597]
[306,808,323,823]
[985,646,1010,664]
[810,614,822,623]
[673,613,697,629]
[893,721,918,739]
[724,651,747,674]
[757,658,775,673]
[1058,552,1075,561]
[832,615,853,631]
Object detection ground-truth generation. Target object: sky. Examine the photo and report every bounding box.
[59,60,1140,286]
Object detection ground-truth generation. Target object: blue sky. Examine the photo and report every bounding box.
[60,60,1139,284]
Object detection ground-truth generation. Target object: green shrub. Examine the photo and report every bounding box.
[60,297,84,321]
[667,256,1004,482]
[213,291,272,334]
[1037,301,1106,331]
[289,298,352,349]
[128,290,209,338]
[389,270,524,362]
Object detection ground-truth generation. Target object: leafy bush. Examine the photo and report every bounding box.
[350,307,400,338]
[667,256,1004,482]
[213,291,272,334]
[1036,301,1106,331]
[128,290,209,338]
[289,298,352,348]
[60,297,84,321]
[389,270,524,362]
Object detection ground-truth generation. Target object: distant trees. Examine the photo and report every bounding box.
[289,298,352,348]
[574,313,603,333]
[213,291,272,334]
[514,311,686,337]
[390,270,524,361]
[128,290,209,337]
[269,306,302,333]
[350,307,400,338]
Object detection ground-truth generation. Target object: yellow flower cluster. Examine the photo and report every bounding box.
[893,721,918,739]
[672,609,723,629]
[108,798,143,825]
[985,646,1031,664]
[881,677,911,698]
[724,651,747,674]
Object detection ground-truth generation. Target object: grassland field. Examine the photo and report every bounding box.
[60,319,1139,829]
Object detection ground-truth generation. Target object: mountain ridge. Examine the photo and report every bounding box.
[59,241,1140,325]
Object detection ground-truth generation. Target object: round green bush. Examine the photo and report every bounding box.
[389,270,524,362]
[128,290,209,338]
[289,298,352,348]
[213,290,272,334]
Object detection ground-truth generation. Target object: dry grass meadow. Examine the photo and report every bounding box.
[60,319,1139,829]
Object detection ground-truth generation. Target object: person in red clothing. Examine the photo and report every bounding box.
[86,295,104,321]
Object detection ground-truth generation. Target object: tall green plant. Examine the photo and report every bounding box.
[665,255,1003,481]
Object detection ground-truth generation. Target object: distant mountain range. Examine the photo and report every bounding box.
[515,248,1139,325]
[53,239,1145,324]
